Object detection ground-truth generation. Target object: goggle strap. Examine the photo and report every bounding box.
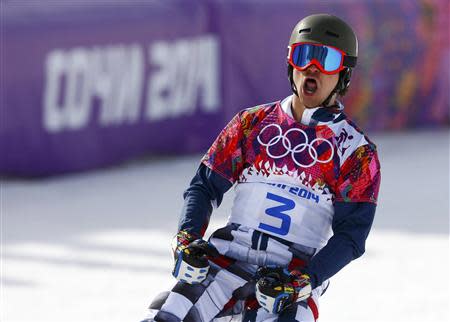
[343,55,357,68]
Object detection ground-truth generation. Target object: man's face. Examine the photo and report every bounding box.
[293,64,340,108]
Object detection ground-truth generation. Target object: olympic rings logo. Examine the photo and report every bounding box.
[257,124,334,168]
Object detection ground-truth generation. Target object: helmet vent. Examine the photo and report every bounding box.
[325,30,340,38]
[299,28,311,34]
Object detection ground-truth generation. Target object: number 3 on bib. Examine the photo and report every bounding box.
[258,192,294,236]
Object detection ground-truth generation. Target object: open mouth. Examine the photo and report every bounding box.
[303,78,318,95]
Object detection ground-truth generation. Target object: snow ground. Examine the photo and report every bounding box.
[1,130,449,322]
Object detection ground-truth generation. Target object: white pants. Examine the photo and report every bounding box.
[141,225,326,322]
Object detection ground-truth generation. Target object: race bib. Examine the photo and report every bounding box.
[229,182,334,248]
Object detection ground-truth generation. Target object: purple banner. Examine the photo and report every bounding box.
[1,1,449,176]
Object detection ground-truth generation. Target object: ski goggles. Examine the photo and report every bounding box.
[287,42,356,75]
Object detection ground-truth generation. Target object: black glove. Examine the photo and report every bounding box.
[255,266,312,314]
[172,230,196,255]
[171,231,218,284]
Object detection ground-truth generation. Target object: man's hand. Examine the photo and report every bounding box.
[171,231,217,284]
[172,230,197,256]
[255,267,312,314]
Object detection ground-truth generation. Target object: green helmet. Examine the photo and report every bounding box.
[287,14,358,103]
[288,13,358,63]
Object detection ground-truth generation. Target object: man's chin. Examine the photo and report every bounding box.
[300,96,322,108]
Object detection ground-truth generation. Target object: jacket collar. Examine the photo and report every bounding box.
[280,95,344,126]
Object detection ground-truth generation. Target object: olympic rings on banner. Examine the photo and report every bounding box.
[257,124,334,168]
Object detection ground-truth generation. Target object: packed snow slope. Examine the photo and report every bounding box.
[2,130,449,322]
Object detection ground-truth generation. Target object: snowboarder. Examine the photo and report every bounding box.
[142,13,381,322]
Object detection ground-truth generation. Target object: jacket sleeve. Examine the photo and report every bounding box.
[200,112,245,184]
[178,113,244,237]
[303,144,381,288]
[178,163,233,237]
[303,201,376,288]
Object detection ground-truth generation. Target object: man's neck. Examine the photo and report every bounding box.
[291,95,308,122]
[291,94,336,122]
